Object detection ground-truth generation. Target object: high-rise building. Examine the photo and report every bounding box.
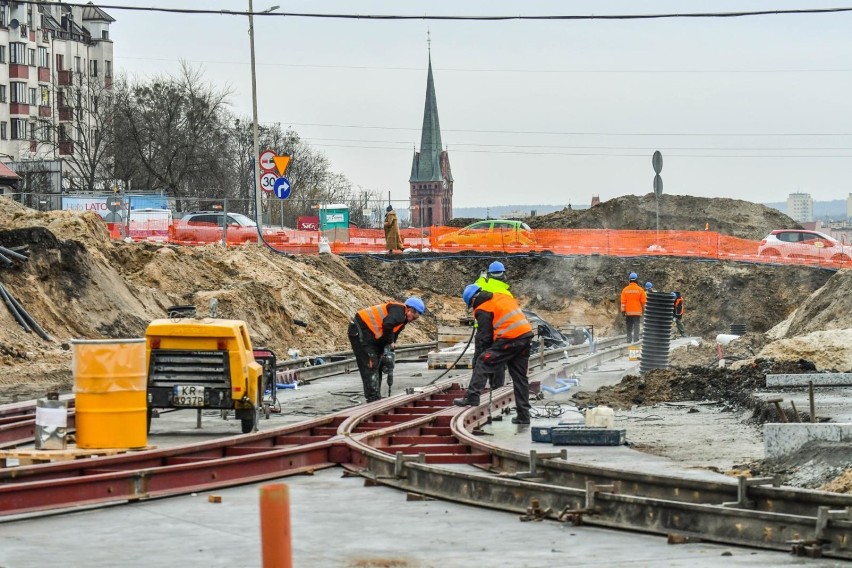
[847,193,852,222]
[0,2,113,166]
[786,192,813,223]
[409,52,453,227]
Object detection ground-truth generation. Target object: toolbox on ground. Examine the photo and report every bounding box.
[531,425,626,446]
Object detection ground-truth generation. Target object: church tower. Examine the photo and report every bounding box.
[409,51,453,227]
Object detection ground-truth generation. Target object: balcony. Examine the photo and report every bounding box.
[10,64,29,79]
[38,67,50,82]
[39,105,51,118]
[10,103,29,115]
[58,106,72,122]
[58,70,72,86]
[59,141,74,156]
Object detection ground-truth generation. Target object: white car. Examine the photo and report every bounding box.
[758,230,852,263]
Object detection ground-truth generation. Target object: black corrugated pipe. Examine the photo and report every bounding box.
[0,251,12,267]
[2,284,51,341]
[0,246,28,262]
[0,283,31,332]
[730,323,747,336]
[640,291,676,374]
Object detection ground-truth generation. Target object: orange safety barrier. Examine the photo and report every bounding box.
[99,218,850,269]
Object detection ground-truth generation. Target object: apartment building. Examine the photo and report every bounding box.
[786,192,814,223]
[0,1,113,164]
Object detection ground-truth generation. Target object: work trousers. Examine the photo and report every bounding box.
[466,336,532,420]
[473,346,506,389]
[348,322,383,402]
[625,315,641,343]
[674,316,687,337]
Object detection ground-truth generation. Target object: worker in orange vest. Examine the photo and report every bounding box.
[620,272,646,343]
[454,284,535,425]
[348,297,425,402]
[673,291,687,337]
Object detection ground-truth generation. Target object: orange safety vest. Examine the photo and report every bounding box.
[620,282,646,316]
[474,294,533,341]
[357,302,405,340]
[674,297,685,316]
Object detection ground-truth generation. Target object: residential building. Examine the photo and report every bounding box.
[786,192,813,223]
[409,52,453,227]
[0,1,113,182]
[847,193,852,222]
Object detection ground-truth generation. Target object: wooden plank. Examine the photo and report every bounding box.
[0,446,157,467]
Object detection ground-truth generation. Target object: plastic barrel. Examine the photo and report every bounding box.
[71,339,147,449]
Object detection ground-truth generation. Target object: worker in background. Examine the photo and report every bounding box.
[383,205,404,253]
[644,281,654,293]
[620,272,646,343]
[454,284,534,425]
[473,260,512,388]
[673,291,687,337]
[348,297,425,402]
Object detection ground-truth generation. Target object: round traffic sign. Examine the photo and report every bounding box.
[654,174,663,198]
[273,176,291,200]
[260,171,277,193]
[652,151,663,174]
[106,197,124,212]
[259,150,276,172]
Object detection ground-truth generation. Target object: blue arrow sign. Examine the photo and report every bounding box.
[273,176,291,200]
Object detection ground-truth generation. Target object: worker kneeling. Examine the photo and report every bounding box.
[454,284,534,425]
[348,297,425,402]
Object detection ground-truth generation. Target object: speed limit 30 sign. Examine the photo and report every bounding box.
[260,171,277,193]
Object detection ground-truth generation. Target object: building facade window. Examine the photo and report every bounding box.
[74,56,82,73]
[27,48,35,67]
[40,86,49,105]
[105,60,112,77]
[101,30,109,41]
[10,43,26,64]
[10,82,26,103]
[39,120,51,142]
[0,85,6,103]
[0,122,6,141]
[37,46,48,68]
[28,87,36,106]
[0,46,6,64]
[11,119,27,140]
[90,59,98,76]
[28,122,35,141]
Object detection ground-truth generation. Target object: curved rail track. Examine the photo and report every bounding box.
[1,338,849,559]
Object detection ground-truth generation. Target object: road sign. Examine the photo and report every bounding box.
[273,176,291,200]
[273,155,291,177]
[652,151,663,174]
[259,150,276,172]
[654,174,663,198]
[106,197,123,212]
[260,171,277,193]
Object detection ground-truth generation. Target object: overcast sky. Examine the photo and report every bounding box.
[107,1,852,208]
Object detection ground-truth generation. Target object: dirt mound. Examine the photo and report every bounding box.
[773,269,852,337]
[572,358,816,417]
[525,194,798,240]
[670,333,768,368]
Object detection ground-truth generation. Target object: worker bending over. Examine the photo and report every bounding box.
[620,272,646,343]
[454,284,534,425]
[348,297,425,402]
[473,260,513,388]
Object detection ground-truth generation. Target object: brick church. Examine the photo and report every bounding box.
[409,53,453,227]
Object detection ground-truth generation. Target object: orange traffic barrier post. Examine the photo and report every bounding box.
[260,483,292,568]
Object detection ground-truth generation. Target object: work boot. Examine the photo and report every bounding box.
[511,416,530,425]
[453,396,480,407]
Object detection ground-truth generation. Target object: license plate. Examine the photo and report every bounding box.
[173,385,205,406]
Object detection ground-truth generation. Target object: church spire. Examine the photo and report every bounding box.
[411,52,443,182]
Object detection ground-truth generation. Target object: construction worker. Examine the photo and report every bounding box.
[673,291,687,337]
[348,297,425,402]
[644,281,654,293]
[620,272,646,343]
[474,260,513,297]
[473,260,512,388]
[454,284,534,425]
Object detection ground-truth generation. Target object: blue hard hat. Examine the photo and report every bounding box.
[404,296,425,314]
[645,282,653,290]
[463,284,481,307]
[629,272,638,280]
[488,261,505,274]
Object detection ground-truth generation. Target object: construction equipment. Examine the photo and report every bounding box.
[253,348,280,417]
[145,309,269,434]
[381,346,396,397]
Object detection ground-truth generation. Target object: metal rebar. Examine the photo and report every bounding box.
[809,381,816,423]
[790,400,802,423]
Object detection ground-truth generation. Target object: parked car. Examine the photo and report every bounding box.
[435,219,536,248]
[172,212,288,244]
[757,229,852,263]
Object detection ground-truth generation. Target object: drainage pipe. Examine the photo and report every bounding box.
[639,291,675,373]
[2,284,51,341]
[0,283,31,332]
[0,246,28,262]
[0,251,12,267]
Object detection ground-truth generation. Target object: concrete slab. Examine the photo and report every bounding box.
[0,468,842,568]
[765,423,852,459]
[766,374,852,388]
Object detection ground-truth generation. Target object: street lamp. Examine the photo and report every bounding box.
[248,2,279,235]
